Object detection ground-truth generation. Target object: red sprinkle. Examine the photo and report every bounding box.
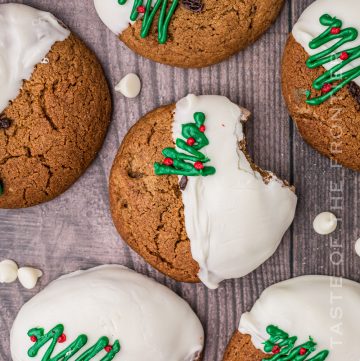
[199,125,206,132]
[137,5,146,13]
[187,137,196,146]
[58,334,66,343]
[194,161,204,170]
[322,83,332,93]
[330,27,341,35]
[163,157,174,166]
[30,335,37,343]
[299,348,307,356]
[272,345,281,354]
[340,51,349,60]
[104,345,112,353]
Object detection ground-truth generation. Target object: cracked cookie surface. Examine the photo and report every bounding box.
[282,35,360,171]
[109,104,200,282]
[119,0,285,68]
[0,34,111,208]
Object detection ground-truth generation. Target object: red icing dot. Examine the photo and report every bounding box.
[163,157,174,166]
[199,125,206,132]
[104,345,112,353]
[272,345,281,354]
[58,334,66,343]
[322,83,332,93]
[340,51,349,61]
[194,161,204,170]
[299,348,307,356]
[330,27,341,35]
[187,137,196,146]
[137,5,146,13]
[30,335,37,343]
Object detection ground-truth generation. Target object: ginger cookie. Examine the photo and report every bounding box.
[282,0,360,171]
[109,95,297,288]
[10,265,204,361]
[0,4,111,208]
[223,276,360,361]
[94,0,285,68]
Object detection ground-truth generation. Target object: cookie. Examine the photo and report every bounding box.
[94,0,285,68]
[0,4,111,208]
[109,95,297,288]
[223,276,360,361]
[11,265,204,361]
[282,0,360,171]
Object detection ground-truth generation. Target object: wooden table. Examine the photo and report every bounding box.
[1,0,359,360]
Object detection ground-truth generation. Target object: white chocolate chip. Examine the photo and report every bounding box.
[355,239,360,257]
[313,212,338,235]
[0,259,18,283]
[115,73,141,98]
[18,267,43,289]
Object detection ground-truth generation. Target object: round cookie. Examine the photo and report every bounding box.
[94,0,285,68]
[0,4,111,208]
[282,0,360,171]
[223,276,360,361]
[109,95,297,288]
[11,265,204,361]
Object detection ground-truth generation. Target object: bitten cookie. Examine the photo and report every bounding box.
[11,265,204,361]
[223,276,360,361]
[94,0,285,68]
[282,0,360,171]
[0,4,111,208]
[109,95,297,288]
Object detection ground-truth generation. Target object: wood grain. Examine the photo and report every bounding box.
[0,1,359,360]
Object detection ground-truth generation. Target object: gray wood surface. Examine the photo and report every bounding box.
[1,0,359,360]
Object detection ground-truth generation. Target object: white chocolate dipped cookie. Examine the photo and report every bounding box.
[223,276,360,361]
[109,95,297,289]
[11,265,204,361]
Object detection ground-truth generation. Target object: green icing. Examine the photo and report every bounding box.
[306,14,360,105]
[117,0,179,44]
[27,324,121,361]
[154,112,216,177]
[263,325,329,361]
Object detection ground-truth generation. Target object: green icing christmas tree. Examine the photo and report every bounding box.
[306,14,360,105]
[154,111,216,177]
[27,324,120,361]
[118,0,179,44]
[262,325,329,361]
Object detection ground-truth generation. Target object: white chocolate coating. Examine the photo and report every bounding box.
[115,73,142,98]
[239,276,360,360]
[17,267,43,289]
[173,95,297,289]
[0,3,70,114]
[313,212,338,235]
[0,259,18,283]
[11,265,204,361]
[292,0,360,87]
[94,0,155,35]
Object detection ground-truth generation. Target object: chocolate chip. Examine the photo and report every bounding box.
[348,81,360,105]
[0,180,4,196]
[179,176,188,191]
[0,118,12,129]
[181,0,203,13]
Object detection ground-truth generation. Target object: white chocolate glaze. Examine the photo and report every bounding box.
[11,265,204,361]
[292,0,360,87]
[0,3,70,114]
[173,95,297,289]
[94,0,155,35]
[239,276,360,360]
